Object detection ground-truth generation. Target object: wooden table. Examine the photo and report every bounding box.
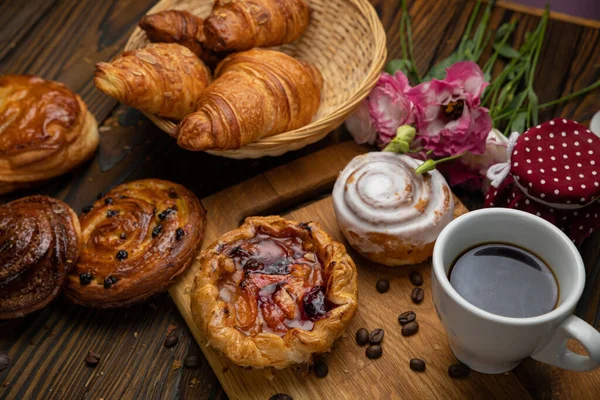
[0,1,598,399]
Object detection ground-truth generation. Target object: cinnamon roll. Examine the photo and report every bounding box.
[65,179,206,308]
[333,153,454,266]
[190,216,358,369]
[0,75,99,194]
[0,196,80,319]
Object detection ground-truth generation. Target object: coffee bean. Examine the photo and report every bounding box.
[0,353,9,372]
[398,311,416,325]
[314,361,328,378]
[411,287,424,304]
[401,321,419,336]
[183,355,200,368]
[366,344,382,359]
[355,328,369,346]
[164,334,179,348]
[369,328,384,345]
[448,363,470,378]
[409,358,426,372]
[269,395,293,400]
[376,279,389,293]
[409,271,423,286]
[85,352,100,367]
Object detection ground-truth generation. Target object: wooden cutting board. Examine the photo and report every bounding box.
[168,141,596,399]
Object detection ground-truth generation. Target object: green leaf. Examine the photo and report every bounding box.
[425,53,461,80]
[385,59,411,75]
[510,111,527,134]
[483,71,492,83]
[528,89,539,126]
[493,43,520,59]
[505,90,528,113]
[495,23,513,39]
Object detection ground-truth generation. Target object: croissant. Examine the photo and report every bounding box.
[0,196,80,320]
[94,43,211,120]
[174,49,322,151]
[0,75,99,194]
[204,0,310,51]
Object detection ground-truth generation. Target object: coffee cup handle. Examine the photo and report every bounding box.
[531,315,600,371]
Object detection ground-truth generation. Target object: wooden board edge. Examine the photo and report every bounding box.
[494,0,600,29]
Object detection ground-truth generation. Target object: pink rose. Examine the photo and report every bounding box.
[345,100,377,145]
[410,61,492,157]
[368,71,415,144]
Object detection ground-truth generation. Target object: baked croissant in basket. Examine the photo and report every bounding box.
[94,43,211,120]
[203,0,310,51]
[174,49,322,151]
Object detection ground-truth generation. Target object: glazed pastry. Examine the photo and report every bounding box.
[203,0,310,52]
[94,43,212,120]
[0,196,80,320]
[332,153,454,266]
[65,179,206,308]
[190,216,358,369]
[174,49,322,151]
[0,75,99,194]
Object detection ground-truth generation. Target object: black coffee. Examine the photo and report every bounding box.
[449,243,558,318]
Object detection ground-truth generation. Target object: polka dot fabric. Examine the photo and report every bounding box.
[510,118,600,205]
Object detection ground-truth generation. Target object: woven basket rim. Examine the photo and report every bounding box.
[124,0,387,158]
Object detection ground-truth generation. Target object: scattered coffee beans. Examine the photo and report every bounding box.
[164,334,179,348]
[411,287,424,304]
[398,311,416,325]
[355,328,369,346]
[269,395,293,400]
[376,279,390,293]
[409,358,426,372]
[448,363,470,378]
[314,361,329,378]
[0,353,9,372]
[183,355,200,368]
[366,345,383,359]
[85,352,100,367]
[409,271,423,286]
[401,321,419,336]
[369,329,385,345]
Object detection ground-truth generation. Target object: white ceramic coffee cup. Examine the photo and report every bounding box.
[432,208,600,374]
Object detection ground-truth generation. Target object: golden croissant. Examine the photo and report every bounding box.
[174,49,322,151]
[203,0,310,51]
[93,43,211,120]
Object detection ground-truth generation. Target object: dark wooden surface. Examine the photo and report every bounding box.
[0,0,598,399]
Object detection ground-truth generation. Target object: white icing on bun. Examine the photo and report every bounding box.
[332,152,454,266]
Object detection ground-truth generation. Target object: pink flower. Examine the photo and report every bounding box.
[461,128,509,193]
[345,100,377,145]
[368,71,415,144]
[410,61,492,157]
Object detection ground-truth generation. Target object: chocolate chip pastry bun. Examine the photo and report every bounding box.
[0,196,80,319]
[65,179,206,308]
[333,152,454,266]
[190,216,358,369]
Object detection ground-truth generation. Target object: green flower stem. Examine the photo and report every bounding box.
[414,152,467,175]
[525,7,548,127]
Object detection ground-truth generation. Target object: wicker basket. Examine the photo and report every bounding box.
[125,0,386,159]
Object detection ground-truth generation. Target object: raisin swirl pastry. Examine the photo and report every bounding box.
[0,196,80,320]
[333,153,454,266]
[190,216,358,369]
[65,179,206,308]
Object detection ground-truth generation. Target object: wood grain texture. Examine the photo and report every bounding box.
[0,0,598,399]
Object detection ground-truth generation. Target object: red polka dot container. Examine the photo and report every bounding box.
[485,118,600,244]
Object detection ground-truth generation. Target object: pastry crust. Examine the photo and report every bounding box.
[65,179,206,308]
[0,196,80,320]
[333,153,455,266]
[94,43,212,120]
[0,75,99,194]
[175,49,322,151]
[190,216,358,369]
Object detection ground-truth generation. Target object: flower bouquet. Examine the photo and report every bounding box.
[346,0,599,192]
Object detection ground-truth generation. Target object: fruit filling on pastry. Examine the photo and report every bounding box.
[218,230,334,336]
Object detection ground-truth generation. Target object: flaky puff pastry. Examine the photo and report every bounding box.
[204,0,310,51]
[94,43,212,120]
[0,196,80,320]
[0,75,99,194]
[190,216,358,369]
[175,49,322,151]
[65,179,206,308]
